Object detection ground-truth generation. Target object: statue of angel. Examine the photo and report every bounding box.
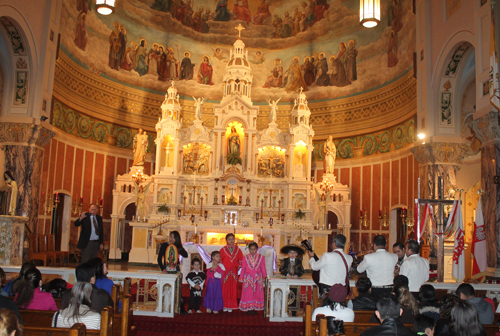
[135,179,153,220]
[266,97,281,123]
[192,96,208,121]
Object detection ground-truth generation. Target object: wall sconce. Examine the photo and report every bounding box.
[360,210,369,228]
[379,208,389,228]
[400,207,414,233]
[96,0,115,15]
[359,0,380,28]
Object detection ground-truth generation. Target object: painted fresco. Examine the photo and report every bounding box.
[61,0,414,102]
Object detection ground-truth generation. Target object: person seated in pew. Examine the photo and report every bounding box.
[414,314,435,336]
[418,285,440,323]
[5,262,36,296]
[434,294,460,336]
[369,283,418,324]
[61,262,113,313]
[347,277,378,311]
[0,296,23,325]
[14,269,57,311]
[394,274,409,287]
[360,295,416,336]
[87,257,121,310]
[0,308,23,336]
[455,283,494,325]
[447,300,486,336]
[312,283,354,322]
[0,268,8,297]
[52,282,101,330]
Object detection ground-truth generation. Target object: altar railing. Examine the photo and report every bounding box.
[0,266,180,318]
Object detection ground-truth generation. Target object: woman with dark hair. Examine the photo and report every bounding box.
[434,293,460,336]
[87,258,112,294]
[14,269,57,310]
[0,308,23,336]
[220,233,243,312]
[52,282,100,329]
[157,231,188,273]
[371,283,417,324]
[312,285,354,322]
[448,300,486,336]
[239,242,267,315]
[418,284,440,323]
[5,262,36,296]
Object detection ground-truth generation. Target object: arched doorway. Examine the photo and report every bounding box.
[52,193,71,251]
[121,202,136,260]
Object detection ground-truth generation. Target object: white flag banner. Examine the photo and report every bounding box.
[450,200,465,282]
[472,197,487,281]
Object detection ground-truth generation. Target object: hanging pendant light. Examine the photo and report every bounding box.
[96,0,116,15]
[360,0,380,28]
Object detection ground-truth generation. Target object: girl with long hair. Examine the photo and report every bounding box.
[203,251,224,314]
[418,284,440,322]
[239,242,267,314]
[371,283,418,324]
[449,300,486,336]
[14,269,57,310]
[6,262,36,296]
[52,282,100,330]
[435,293,460,336]
[220,233,243,312]
[157,231,188,273]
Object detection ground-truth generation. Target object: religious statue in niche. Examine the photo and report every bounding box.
[133,128,149,166]
[293,193,305,209]
[182,143,211,174]
[135,180,152,221]
[314,188,330,228]
[2,172,17,216]
[257,147,285,178]
[324,135,336,174]
[226,126,242,166]
[294,150,305,176]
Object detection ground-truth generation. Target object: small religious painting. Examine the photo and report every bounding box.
[182,142,210,174]
[257,146,286,178]
[446,0,462,20]
[14,71,28,105]
[165,244,179,273]
[444,44,470,77]
[440,92,453,127]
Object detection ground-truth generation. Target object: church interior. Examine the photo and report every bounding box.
[0,0,499,334]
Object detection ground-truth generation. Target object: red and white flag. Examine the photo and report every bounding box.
[448,200,465,282]
[472,197,487,281]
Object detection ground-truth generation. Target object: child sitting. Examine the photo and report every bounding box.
[186,258,206,314]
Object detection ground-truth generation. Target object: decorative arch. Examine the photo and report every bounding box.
[326,204,345,225]
[222,116,248,129]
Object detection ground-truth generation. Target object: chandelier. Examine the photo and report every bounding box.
[96,0,115,15]
[319,180,334,193]
[359,0,380,28]
[132,169,146,184]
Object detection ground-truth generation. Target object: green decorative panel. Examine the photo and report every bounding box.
[51,100,156,153]
[312,117,415,161]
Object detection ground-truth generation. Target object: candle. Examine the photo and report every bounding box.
[379,210,382,217]
[239,196,242,204]
[260,226,263,235]
[195,225,197,234]
[55,193,59,201]
[222,195,225,204]
[279,188,281,198]
[100,198,103,206]
[80,197,83,205]
[184,184,187,193]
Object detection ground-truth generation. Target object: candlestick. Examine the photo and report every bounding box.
[79,197,83,206]
[100,198,103,206]
[195,225,197,234]
[260,226,263,235]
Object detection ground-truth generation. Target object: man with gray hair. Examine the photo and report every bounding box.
[308,234,353,295]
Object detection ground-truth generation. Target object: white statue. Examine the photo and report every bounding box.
[266,98,281,123]
[324,135,336,174]
[192,96,207,121]
[2,171,17,215]
[135,180,152,220]
[133,129,149,166]
[314,188,330,228]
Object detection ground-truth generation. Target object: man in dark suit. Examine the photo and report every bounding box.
[61,262,113,313]
[75,204,103,263]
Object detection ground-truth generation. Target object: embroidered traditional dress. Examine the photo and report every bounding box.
[220,245,243,309]
[203,263,225,312]
[239,253,267,311]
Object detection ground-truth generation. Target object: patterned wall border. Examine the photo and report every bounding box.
[312,117,415,161]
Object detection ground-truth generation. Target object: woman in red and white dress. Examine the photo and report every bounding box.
[220,233,243,312]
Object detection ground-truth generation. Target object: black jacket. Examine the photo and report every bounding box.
[61,284,113,313]
[157,243,188,271]
[351,293,378,310]
[360,317,417,336]
[279,258,305,277]
[74,214,104,249]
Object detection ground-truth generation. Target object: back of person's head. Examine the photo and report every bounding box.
[11,262,36,295]
[14,269,42,309]
[393,283,419,315]
[439,293,460,319]
[376,295,401,321]
[0,309,23,336]
[407,239,420,254]
[75,262,96,283]
[41,278,68,299]
[333,234,346,249]
[414,314,435,335]
[87,257,105,279]
[419,284,438,306]
[67,282,93,322]
[393,274,409,287]
[326,315,345,336]
[373,235,386,248]
[456,283,475,299]
[450,300,486,336]
[0,268,5,285]
[355,277,372,294]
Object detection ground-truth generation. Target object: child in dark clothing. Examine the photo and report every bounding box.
[186,258,207,314]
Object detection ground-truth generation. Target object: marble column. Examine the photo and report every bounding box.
[0,122,54,233]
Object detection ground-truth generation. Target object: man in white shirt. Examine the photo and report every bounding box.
[308,234,353,296]
[393,242,407,276]
[357,235,398,298]
[399,240,429,294]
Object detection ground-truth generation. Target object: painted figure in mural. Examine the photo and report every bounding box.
[272,14,283,38]
[118,25,128,68]
[192,96,208,120]
[328,55,349,87]
[214,0,230,21]
[135,180,152,221]
[324,135,336,174]
[303,0,315,27]
[263,59,283,88]
[212,48,228,61]
[180,52,195,80]
[166,47,178,79]
[387,30,399,68]
[121,43,135,71]
[292,7,302,35]
[228,126,241,157]
[108,21,122,70]
[158,46,168,80]
[201,9,212,33]
[266,98,281,123]
[169,0,179,20]
[280,12,292,38]
[133,129,149,166]
[254,0,271,25]
[151,0,169,12]
[250,51,265,65]
[389,0,403,33]
[76,0,88,14]
[283,56,307,93]
[314,0,328,22]
[193,8,204,31]
[302,57,315,86]
[315,52,330,86]
[182,0,194,28]
[183,152,194,173]
[197,147,210,173]
[2,171,17,216]
[198,56,214,85]
[233,0,251,23]
[147,43,160,75]
[346,40,358,83]
[135,39,149,76]
[74,12,87,51]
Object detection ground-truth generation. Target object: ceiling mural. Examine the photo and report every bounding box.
[61,0,414,102]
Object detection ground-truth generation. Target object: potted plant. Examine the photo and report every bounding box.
[227,196,238,206]
[294,209,306,220]
[157,204,170,214]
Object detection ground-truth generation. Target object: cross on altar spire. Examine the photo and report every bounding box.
[235,24,245,38]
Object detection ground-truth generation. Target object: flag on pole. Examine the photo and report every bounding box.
[472,197,487,281]
[490,8,500,110]
[448,200,465,282]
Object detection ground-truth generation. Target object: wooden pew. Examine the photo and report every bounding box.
[353,310,375,323]
[24,322,86,336]
[303,303,312,336]
[316,314,327,336]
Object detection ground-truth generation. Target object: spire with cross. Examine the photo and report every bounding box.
[235,24,245,38]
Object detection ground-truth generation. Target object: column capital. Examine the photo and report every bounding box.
[411,142,476,165]
[0,122,54,149]
[471,111,500,147]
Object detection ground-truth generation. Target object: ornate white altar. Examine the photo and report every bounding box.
[0,216,27,265]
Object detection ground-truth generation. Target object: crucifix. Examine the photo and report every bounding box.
[165,143,171,167]
[235,24,245,38]
[416,176,454,282]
